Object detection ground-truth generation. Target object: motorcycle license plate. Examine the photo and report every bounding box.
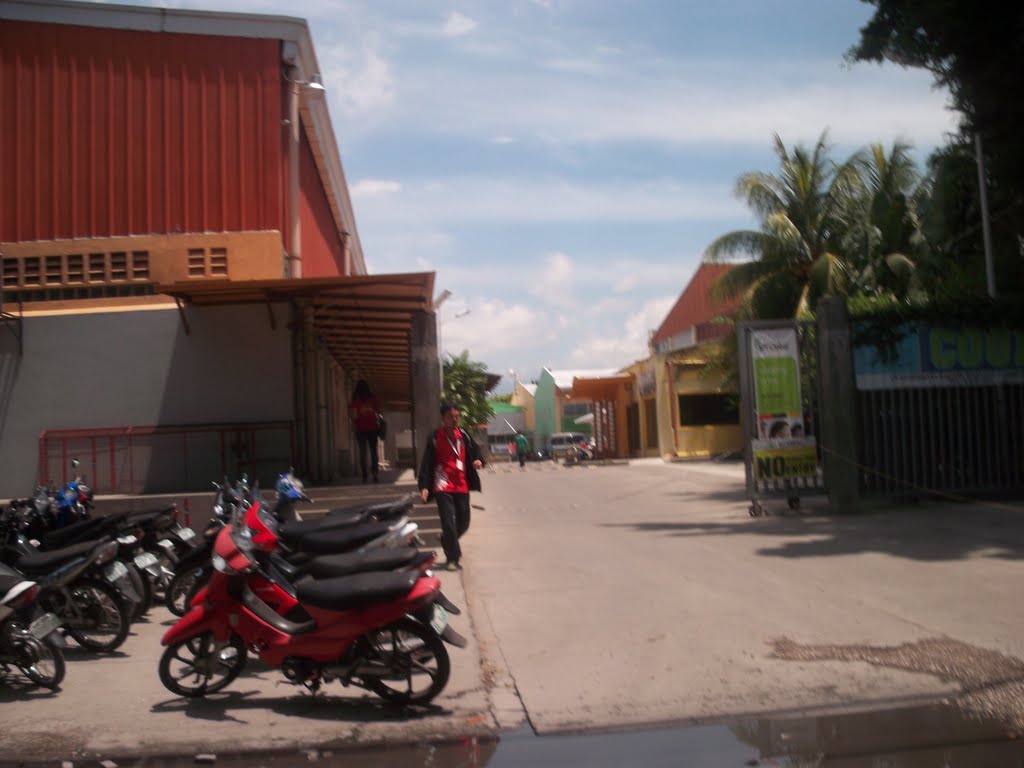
[177,527,196,542]
[104,560,128,582]
[115,576,140,603]
[429,604,448,636]
[117,534,138,545]
[28,612,62,639]
[134,552,159,570]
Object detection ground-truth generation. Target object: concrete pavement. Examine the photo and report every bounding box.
[0,566,499,763]
[460,458,1024,734]
[0,474,515,764]
[5,457,1024,761]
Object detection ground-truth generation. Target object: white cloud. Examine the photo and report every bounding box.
[350,177,743,224]
[372,56,955,151]
[613,274,638,293]
[350,179,402,197]
[441,11,477,38]
[529,251,574,307]
[571,295,676,367]
[320,40,395,116]
[441,299,551,357]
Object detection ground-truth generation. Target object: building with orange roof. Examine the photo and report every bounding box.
[622,262,744,460]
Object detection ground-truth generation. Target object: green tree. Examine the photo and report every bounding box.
[915,140,1024,299]
[849,2,1024,294]
[842,140,926,302]
[705,131,861,319]
[442,351,495,429]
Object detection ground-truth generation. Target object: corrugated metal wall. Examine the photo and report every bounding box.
[0,20,284,242]
[299,125,346,276]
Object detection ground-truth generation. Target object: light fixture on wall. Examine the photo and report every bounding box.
[282,67,326,279]
[282,68,326,93]
[302,73,326,92]
[434,289,452,309]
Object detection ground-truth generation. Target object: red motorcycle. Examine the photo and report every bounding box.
[159,494,452,706]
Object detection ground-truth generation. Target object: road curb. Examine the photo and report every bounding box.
[459,564,529,731]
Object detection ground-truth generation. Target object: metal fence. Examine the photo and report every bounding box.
[856,383,1024,497]
[38,422,295,495]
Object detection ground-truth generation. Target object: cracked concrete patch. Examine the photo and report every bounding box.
[769,635,1024,732]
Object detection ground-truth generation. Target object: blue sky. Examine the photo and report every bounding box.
[137,0,955,388]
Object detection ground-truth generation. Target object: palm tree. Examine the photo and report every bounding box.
[705,131,861,319]
[842,140,927,302]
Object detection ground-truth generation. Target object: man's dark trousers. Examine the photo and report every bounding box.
[435,491,470,563]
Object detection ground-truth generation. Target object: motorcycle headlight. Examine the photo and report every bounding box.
[211,553,237,575]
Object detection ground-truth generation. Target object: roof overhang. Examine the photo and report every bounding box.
[570,375,633,400]
[158,273,435,405]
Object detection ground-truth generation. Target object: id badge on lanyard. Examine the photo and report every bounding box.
[447,432,464,471]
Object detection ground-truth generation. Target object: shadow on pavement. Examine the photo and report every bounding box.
[151,688,446,725]
[605,501,1024,562]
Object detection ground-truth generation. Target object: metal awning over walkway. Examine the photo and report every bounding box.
[157,272,435,404]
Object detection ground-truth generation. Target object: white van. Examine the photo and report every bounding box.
[548,432,590,461]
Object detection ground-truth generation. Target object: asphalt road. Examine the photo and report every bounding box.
[463,458,1024,734]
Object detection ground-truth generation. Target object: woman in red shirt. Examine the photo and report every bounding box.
[350,379,382,483]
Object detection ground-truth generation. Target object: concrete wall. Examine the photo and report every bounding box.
[0,303,294,497]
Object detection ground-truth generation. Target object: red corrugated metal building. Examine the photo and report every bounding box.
[0,1,359,276]
[0,0,441,494]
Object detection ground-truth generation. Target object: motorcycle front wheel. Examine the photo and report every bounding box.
[64,579,130,652]
[165,565,207,617]
[13,633,66,689]
[362,618,450,706]
[159,632,247,698]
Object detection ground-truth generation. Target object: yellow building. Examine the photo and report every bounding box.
[626,263,744,460]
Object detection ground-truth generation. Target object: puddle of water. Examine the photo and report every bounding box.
[6,702,1023,767]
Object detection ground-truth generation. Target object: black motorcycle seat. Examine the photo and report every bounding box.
[318,509,366,526]
[38,517,112,549]
[327,497,411,521]
[295,569,419,611]
[364,497,414,519]
[284,520,391,555]
[305,548,419,579]
[13,539,103,573]
[125,508,174,525]
[277,514,363,545]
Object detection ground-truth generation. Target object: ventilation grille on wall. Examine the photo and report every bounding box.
[187,247,229,278]
[0,251,154,303]
[2,251,151,288]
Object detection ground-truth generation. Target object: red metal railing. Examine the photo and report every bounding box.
[38,422,295,495]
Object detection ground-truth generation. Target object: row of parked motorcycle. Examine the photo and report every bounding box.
[1,461,465,706]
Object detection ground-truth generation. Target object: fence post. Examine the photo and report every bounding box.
[816,297,860,514]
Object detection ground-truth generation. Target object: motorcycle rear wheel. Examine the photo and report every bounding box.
[14,633,66,689]
[159,632,247,698]
[64,579,130,652]
[362,618,450,706]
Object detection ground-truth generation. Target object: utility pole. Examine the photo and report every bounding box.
[975,132,997,299]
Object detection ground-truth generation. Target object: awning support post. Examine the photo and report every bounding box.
[175,298,192,335]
